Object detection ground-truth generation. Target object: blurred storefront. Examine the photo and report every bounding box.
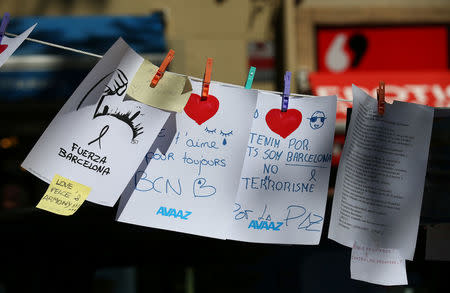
[293,0,450,180]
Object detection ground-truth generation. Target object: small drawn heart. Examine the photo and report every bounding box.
[184,93,219,125]
[0,44,8,54]
[193,178,216,197]
[265,108,302,138]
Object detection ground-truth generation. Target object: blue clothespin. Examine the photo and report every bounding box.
[281,71,291,112]
[0,13,10,44]
[245,66,256,89]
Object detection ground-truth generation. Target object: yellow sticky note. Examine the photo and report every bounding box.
[36,174,91,216]
[126,59,192,112]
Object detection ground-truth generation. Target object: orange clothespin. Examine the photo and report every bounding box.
[201,58,213,100]
[150,49,175,87]
[377,81,385,115]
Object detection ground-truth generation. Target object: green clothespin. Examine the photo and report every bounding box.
[245,66,256,89]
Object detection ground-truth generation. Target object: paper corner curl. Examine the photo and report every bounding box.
[0,23,37,68]
[125,59,192,112]
[350,241,408,286]
[36,174,91,216]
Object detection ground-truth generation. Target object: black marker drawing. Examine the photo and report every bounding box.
[88,125,110,149]
[77,69,144,144]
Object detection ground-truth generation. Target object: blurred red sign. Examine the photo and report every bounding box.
[317,26,448,73]
[310,71,450,122]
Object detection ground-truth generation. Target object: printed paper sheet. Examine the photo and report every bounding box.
[329,85,434,260]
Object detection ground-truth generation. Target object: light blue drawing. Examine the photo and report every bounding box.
[193,177,217,197]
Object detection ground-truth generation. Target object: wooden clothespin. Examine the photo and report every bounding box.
[150,49,175,87]
[0,13,11,44]
[201,58,213,100]
[281,71,292,112]
[245,66,256,89]
[377,81,385,115]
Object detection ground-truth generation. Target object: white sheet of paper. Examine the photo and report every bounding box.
[329,85,434,260]
[22,38,170,207]
[116,81,257,239]
[227,92,337,244]
[0,24,36,68]
[351,241,408,286]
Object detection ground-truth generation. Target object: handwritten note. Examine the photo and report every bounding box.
[227,92,337,244]
[0,24,36,68]
[329,85,434,260]
[22,38,171,207]
[126,59,192,112]
[36,174,91,215]
[351,241,408,286]
[116,80,257,239]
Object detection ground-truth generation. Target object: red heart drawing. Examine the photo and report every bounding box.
[0,44,8,54]
[184,93,219,125]
[265,108,302,138]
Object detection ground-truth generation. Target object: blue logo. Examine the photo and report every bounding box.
[247,220,283,231]
[156,206,192,220]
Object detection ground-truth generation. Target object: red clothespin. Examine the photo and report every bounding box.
[150,49,175,87]
[201,58,213,100]
[377,81,385,115]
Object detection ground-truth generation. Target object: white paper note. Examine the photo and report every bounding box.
[329,85,434,260]
[351,241,408,286]
[116,81,257,239]
[227,92,337,244]
[0,24,36,68]
[22,38,170,207]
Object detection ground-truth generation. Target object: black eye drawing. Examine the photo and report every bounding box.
[77,68,144,144]
[205,126,217,134]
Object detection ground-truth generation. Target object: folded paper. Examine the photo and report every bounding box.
[126,59,192,112]
[0,24,36,68]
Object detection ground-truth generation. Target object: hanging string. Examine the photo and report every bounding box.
[4,32,102,58]
[4,31,352,103]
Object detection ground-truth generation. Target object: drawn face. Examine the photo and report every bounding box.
[204,126,233,145]
[308,111,326,130]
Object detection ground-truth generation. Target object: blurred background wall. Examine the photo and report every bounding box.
[1,0,283,89]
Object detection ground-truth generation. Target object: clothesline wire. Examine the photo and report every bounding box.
[5,32,103,58]
[5,31,353,103]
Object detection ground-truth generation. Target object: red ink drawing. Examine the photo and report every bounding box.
[0,44,8,54]
[265,108,302,138]
[184,93,219,125]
